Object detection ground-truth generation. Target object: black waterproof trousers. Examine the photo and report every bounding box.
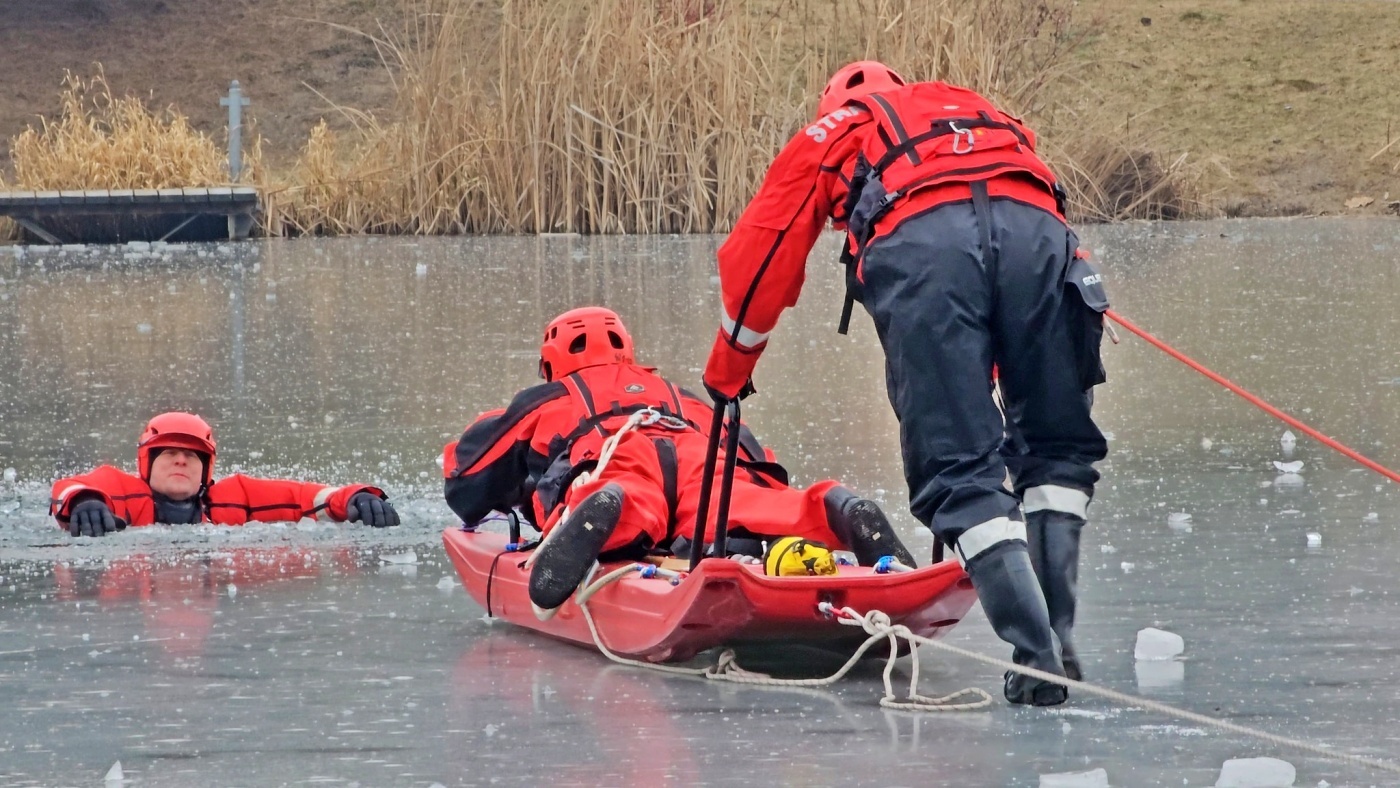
[859,195,1107,552]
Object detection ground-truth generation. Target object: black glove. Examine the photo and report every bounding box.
[704,378,757,405]
[69,499,125,537]
[346,492,400,528]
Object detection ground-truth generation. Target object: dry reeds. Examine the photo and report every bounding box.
[4,70,230,191]
[269,0,810,235]
[4,1,1206,237]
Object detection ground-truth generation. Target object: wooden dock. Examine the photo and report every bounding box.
[0,187,259,244]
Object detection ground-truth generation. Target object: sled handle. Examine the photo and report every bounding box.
[711,399,743,565]
[689,400,729,571]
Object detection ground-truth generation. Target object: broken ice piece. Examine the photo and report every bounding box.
[1279,430,1297,452]
[436,576,456,590]
[381,551,418,565]
[1364,512,1379,522]
[1272,460,1303,473]
[1039,768,1109,788]
[105,761,124,784]
[1134,627,1184,661]
[1305,532,1321,547]
[1214,756,1296,787]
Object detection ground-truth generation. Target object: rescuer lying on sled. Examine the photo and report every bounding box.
[442,306,916,611]
[50,411,401,536]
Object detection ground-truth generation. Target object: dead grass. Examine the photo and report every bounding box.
[2,1,1209,238]
[262,0,1204,234]
[2,69,231,191]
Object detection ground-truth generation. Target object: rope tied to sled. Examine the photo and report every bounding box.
[570,564,1400,775]
[571,562,992,711]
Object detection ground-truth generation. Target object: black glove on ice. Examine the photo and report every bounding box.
[347,492,400,528]
[69,498,125,537]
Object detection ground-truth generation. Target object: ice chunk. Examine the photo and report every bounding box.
[1279,429,1296,452]
[1305,532,1321,547]
[1100,544,1117,554]
[104,761,124,783]
[381,551,418,565]
[1215,756,1296,787]
[1200,437,1213,450]
[227,583,238,598]
[415,263,429,276]
[1134,627,1184,661]
[1166,512,1192,533]
[1272,460,1303,473]
[2,467,15,483]
[436,576,456,590]
[1363,512,1379,522]
[1135,659,1184,690]
[1040,768,1109,788]
[1119,562,1135,573]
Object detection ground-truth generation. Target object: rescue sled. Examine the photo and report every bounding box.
[442,526,978,664]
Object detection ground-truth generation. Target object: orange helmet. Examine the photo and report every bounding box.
[137,412,216,485]
[817,60,907,117]
[538,307,635,382]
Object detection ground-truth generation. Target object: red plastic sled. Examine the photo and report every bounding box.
[443,527,979,663]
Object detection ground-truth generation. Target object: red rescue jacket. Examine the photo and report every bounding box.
[704,81,1064,396]
[444,363,785,528]
[49,465,382,528]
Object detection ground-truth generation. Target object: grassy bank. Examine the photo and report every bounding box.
[5,0,1211,239]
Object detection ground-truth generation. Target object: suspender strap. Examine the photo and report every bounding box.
[971,179,995,269]
[651,437,680,540]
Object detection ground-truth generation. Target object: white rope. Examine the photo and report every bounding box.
[827,605,1400,776]
[571,564,991,710]
[571,569,1400,775]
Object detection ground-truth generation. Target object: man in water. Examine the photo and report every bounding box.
[51,411,400,535]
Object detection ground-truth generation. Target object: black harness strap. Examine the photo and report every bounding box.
[651,437,680,540]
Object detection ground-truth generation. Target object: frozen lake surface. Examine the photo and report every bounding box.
[3,220,1400,786]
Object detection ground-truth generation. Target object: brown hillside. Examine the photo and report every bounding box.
[2,0,1398,218]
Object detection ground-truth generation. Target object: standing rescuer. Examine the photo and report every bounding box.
[50,411,400,534]
[702,62,1110,706]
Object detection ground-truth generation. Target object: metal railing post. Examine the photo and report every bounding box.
[220,81,250,182]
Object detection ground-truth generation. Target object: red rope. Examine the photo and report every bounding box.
[1105,309,1400,486]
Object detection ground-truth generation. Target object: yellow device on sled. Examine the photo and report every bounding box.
[763,536,838,577]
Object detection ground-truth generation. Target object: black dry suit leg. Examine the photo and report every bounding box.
[963,541,1068,706]
[823,486,917,567]
[528,483,623,611]
[1026,507,1086,681]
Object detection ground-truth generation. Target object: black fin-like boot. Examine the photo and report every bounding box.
[528,483,623,612]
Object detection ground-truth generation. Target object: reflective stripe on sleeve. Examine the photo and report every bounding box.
[953,516,1026,566]
[721,311,770,350]
[53,484,90,507]
[1022,484,1090,519]
[312,486,344,514]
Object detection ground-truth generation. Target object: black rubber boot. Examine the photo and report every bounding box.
[528,483,623,611]
[963,540,1068,706]
[823,487,917,567]
[1027,509,1086,681]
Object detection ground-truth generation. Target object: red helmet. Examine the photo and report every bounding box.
[817,60,907,117]
[137,412,216,485]
[538,307,635,382]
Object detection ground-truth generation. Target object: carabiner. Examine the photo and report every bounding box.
[950,121,975,154]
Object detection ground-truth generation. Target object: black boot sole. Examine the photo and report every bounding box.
[528,485,623,611]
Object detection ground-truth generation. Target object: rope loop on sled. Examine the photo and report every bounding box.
[572,563,991,711]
